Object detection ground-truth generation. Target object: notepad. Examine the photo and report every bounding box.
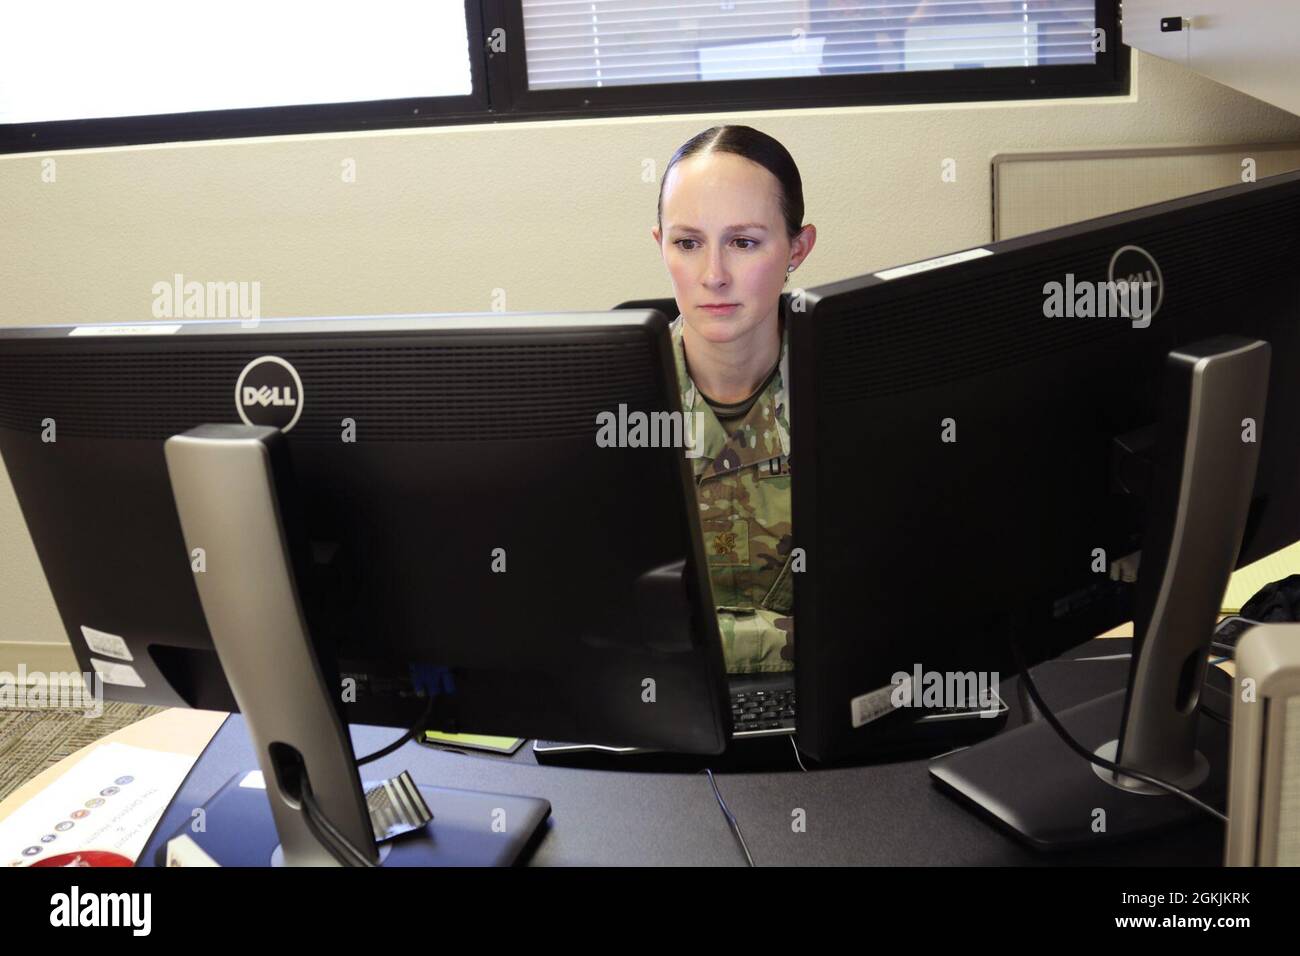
[1221,539,1300,614]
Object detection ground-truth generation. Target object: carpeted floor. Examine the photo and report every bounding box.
[0,701,165,804]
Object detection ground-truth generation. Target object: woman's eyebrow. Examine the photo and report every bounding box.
[671,223,769,234]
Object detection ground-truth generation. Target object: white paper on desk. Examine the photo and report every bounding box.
[0,741,196,867]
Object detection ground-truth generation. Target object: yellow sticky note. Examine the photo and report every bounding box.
[421,731,524,755]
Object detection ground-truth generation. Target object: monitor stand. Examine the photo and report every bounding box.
[164,424,549,866]
[930,335,1270,849]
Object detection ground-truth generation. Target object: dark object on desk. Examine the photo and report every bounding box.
[1209,575,1300,652]
[1226,574,1300,635]
[1243,573,1300,617]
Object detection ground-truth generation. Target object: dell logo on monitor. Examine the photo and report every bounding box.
[1107,244,1164,328]
[235,356,304,432]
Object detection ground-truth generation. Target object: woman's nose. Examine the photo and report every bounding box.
[702,251,728,285]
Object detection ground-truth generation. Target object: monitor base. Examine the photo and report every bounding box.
[928,689,1228,851]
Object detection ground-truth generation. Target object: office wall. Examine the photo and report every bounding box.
[3,50,1300,672]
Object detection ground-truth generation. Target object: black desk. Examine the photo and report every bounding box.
[139,640,1226,866]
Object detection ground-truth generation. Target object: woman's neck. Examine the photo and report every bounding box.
[682,312,782,404]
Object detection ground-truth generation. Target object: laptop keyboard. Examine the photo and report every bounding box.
[732,686,796,735]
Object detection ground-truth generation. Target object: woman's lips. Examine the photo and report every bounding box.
[700,304,739,314]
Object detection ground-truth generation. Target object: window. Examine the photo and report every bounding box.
[520,0,1102,89]
[0,1,474,125]
[0,1,1125,153]
[0,0,487,152]
[506,0,1123,114]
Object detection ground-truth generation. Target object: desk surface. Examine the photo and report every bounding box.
[136,638,1226,866]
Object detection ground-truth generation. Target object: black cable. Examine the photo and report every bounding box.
[301,787,371,867]
[357,697,435,767]
[1009,634,1227,825]
[299,792,357,867]
[1016,669,1037,722]
[299,774,378,867]
[298,696,437,863]
[1209,640,1236,658]
[702,769,754,866]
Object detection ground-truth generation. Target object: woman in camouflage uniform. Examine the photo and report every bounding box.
[650,126,816,674]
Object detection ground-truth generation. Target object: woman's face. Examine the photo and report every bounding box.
[653,151,811,347]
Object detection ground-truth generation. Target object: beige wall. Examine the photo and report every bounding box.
[4,50,1300,670]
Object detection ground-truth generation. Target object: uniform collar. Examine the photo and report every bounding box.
[670,313,791,477]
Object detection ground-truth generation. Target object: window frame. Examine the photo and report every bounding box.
[0,0,1127,155]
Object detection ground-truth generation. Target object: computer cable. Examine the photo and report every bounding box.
[300,792,362,867]
[1197,701,1231,728]
[789,736,809,772]
[302,793,377,868]
[1009,634,1227,824]
[299,773,378,867]
[356,696,436,767]
[702,769,755,866]
[1016,673,1036,722]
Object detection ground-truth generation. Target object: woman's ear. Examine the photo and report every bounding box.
[789,224,817,271]
[651,225,662,246]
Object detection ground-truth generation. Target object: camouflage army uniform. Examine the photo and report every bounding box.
[671,314,794,674]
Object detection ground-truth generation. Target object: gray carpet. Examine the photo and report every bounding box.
[0,701,165,804]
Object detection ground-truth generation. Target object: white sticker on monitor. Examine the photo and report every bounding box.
[68,324,182,337]
[90,657,146,688]
[239,771,266,790]
[80,626,133,661]
[873,247,993,281]
[850,682,898,729]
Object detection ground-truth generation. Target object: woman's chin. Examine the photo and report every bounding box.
[689,313,751,344]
